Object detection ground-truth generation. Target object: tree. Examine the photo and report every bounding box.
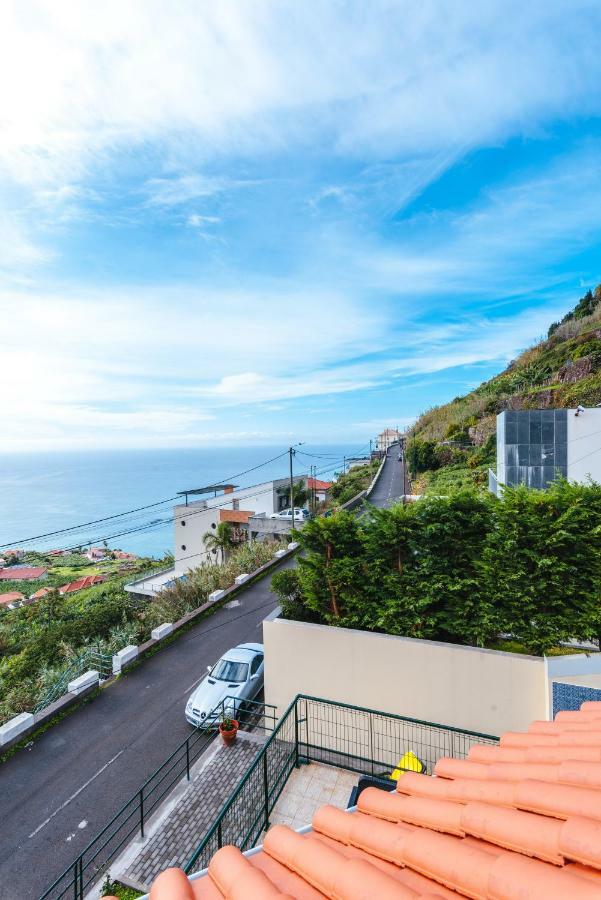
[484,480,601,654]
[298,512,363,621]
[405,439,440,475]
[203,522,235,563]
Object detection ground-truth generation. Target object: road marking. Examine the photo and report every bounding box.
[184,674,206,694]
[28,750,123,839]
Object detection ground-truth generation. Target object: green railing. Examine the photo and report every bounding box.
[33,648,113,714]
[184,694,499,874]
[39,696,277,900]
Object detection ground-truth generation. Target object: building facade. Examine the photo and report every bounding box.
[375,428,401,452]
[491,407,601,494]
[125,475,305,598]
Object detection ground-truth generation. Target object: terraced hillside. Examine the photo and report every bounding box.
[408,285,601,494]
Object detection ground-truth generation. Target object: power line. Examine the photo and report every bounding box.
[0,496,179,551]
[4,447,363,557]
[0,448,291,551]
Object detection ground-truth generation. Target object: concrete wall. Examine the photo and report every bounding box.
[263,618,550,735]
[567,407,601,483]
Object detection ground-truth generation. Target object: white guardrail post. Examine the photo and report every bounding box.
[112,645,138,675]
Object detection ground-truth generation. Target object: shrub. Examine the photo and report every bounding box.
[287,481,601,654]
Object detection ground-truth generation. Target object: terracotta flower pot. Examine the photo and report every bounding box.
[219,719,239,745]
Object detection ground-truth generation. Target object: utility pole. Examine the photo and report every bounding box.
[289,442,305,532]
[289,446,295,532]
[369,439,372,457]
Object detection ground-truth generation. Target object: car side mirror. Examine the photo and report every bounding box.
[251,673,258,680]
[207,665,212,673]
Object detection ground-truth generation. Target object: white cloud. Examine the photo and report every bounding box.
[144,175,234,207]
[1,1,599,189]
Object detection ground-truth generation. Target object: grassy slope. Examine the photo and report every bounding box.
[409,286,601,494]
[0,551,153,596]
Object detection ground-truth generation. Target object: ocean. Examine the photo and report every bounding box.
[0,444,364,559]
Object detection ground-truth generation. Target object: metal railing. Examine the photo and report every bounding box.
[39,696,277,900]
[33,649,113,714]
[184,694,499,874]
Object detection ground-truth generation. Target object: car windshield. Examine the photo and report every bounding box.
[211,659,249,683]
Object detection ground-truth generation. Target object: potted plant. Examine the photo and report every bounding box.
[219,711,239,745]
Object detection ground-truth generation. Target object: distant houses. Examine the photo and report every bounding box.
[85,547,107,561]
[375,428,401,451]
[0,591,26,609]
[0,566,47,581]
[307,477,333,503]
[59,575,106,595]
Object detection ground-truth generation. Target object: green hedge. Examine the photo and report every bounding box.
[272,480,601,655]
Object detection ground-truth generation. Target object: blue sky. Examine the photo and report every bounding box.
[2,1,601,451]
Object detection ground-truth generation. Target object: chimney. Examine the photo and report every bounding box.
[224,486,234,494]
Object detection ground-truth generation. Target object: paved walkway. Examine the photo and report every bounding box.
[121,733,263,891]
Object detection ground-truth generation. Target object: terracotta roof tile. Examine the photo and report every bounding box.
[114,699,601,899]
[0,566,47,580]
[0,591,25,604]
[59,575,105,594]
[219,509,254,524]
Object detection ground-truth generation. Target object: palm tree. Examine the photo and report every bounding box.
[203,522,234,563]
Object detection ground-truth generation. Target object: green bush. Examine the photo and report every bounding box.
[289,481,601,654]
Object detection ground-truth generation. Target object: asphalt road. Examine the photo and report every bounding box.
[0,449,406,898]
[0,560,294,899]
[368,445,409,508]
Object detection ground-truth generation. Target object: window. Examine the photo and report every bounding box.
[250,653,263,676]
[181,520,186,526]
[211,659,249,683]
[181,544,186,551]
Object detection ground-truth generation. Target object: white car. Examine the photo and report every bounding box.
[185,643,264,728]
[270,507,311,521]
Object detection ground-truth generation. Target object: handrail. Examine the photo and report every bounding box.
[184,694,298,873]
[297,693,499,742]
[39,695,277,900]
[183,693,499,874]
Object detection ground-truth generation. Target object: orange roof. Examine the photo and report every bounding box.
[30,587,52,599]
[0,566,47,580]
[0,591,25,605]
[135,699,601,899]
[219,509,254,524]
[307,477,332,491]
[59,575,105,594]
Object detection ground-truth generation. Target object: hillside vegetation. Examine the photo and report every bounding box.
[407,284,601,493]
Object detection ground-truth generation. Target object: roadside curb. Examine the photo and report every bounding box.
[0,548,298,760]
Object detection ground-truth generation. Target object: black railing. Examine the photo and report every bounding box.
[39,697,277,900]
[184,694,499,875]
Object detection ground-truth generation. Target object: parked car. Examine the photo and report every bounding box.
[185,643,264,728]
[269,507,311,521]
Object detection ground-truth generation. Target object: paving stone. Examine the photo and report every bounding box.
[123,737,265,888]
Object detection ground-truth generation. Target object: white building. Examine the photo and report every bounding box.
[125,476,305,598]
[375,428,401,452]
[490,407,601,494]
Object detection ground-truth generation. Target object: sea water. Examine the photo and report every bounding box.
[0,444,364,559]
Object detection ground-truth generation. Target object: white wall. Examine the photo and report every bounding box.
[173,476,306,572]
[263,618,549,735]
[567,407,601,483]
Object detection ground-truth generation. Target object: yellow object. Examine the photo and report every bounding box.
[390,750,425,780]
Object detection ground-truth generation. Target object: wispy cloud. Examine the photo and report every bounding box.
[1,2,601,449]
